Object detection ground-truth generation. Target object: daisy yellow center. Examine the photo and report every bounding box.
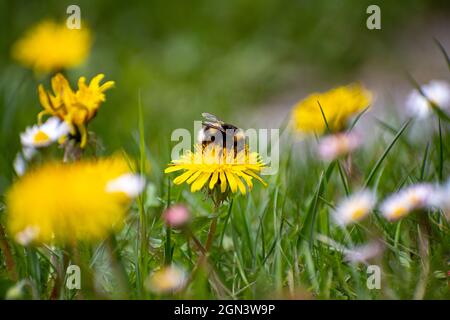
[391,206,408,219]
[408,194,420,206]
[351,206,367,220]
[33,130,50,143]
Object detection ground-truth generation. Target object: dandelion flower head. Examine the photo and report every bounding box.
[6,156,144,244]
[12,20,91,74]
[292,83,372,134]
[165,144,266,196]
[38,73,114,147]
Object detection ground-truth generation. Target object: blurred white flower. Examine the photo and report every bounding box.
[105,173,146,198]
[332,190,376,226]
[13,153,27,176]
[380,183,434,221]
[344,241,384,264]
[5,280,27,300]
[317,132,361,161]
[405,80,450,119]
[20,117,70,148]
[23,147,36,161]
[145,264,187,294]
[15,225,40,246]
[428,180,450,221]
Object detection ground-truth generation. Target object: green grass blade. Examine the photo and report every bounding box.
[364,119,411,187]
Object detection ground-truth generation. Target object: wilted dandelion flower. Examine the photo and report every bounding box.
[6,156,144,244]
[380,184,434,221]
[38,73,114,148]
[12,20,91,74]
[145,265,187,294]
[20,117,70,149]
[317,132,361,161]
[292,83,372,134]
[406,80,450,119]
[332,190,376,226]
[165,145,266,196]
[163,205,191,228]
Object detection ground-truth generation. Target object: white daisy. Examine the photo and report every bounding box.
[428,180,450,221]
[406,80,450,119]
[20,117,70,148]
[317,132,361,161]
[145,264,187,294]
[380,183,434,221]
[15,226,40,246]
[105,173,146,198]
[13,153,27,176]
[332,190,376,226]
[344,241,384,264]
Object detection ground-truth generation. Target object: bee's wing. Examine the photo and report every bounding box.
[202,112,223,124]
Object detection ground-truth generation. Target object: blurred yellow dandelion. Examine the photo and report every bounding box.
[165,145,266,195]
[38,73,114,147]
[292,83,372,134]
[6,156,144,244]
[12,20,91,74]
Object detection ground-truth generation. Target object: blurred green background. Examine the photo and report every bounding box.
[0,0,449,193]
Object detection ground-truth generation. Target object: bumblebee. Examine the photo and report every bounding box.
[197,113,247,154]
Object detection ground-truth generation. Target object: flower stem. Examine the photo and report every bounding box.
[107,235,130,299]
[193,201,221,272]
[0,224,18,281]
[414,215,430,300]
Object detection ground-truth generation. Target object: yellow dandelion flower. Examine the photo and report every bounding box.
[292,83,372,134]
[38,73,114,148]
[12,20,91,74]
[6,156,144,245]
[165,145,267,195]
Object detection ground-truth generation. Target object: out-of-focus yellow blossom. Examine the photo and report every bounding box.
[38,73,114,147]
[292,83,372,134]
[12,20,91,74]
[6,156,144,245]
[165,145,266,195]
